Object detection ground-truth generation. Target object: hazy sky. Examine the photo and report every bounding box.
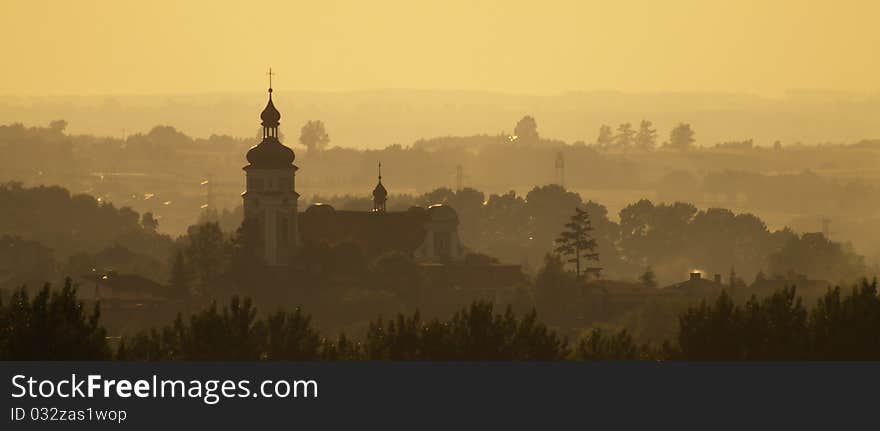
[2,0,878,96]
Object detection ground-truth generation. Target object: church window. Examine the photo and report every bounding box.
[277,211,289,248]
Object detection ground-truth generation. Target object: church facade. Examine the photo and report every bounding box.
[242,86,463,266]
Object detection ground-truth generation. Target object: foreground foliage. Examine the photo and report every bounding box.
[676,280,880,360]
[4,279,880,361]
[0,278,109,360]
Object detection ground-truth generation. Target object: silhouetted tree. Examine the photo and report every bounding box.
[513,116,539,144]
[677,287,808,360]
[577,328,640,360]
[614,123,635,149]
[0,182,173,261]
[525,184,583,250]
[176,296,262,360]
[262,308,323,360]
[808,280,880,360]
[184,222,229,295]
[635,120,657,149]
[48,119,68,133]
[554,207,600,279]
[320,333,363,360]
[0,279,109,360]
[141,212,159,233]
[769,232,866,282]
[299,120,330,152]
[596,124,613,148]
[365,301,568,360]
[668,123,695,150]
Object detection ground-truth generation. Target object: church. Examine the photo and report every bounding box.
[242,84,465,266]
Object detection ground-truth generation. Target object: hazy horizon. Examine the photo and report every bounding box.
[3,1,880,96]
[5,0,880,368]
[3,89,879,148]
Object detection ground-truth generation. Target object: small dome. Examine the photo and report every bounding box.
[260,95,281,127]
[246,139,295,168]
[373,181,387,198]
[305,203,336,216]
[427,204,459,223]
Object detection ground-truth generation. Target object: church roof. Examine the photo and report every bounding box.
[246,137,295,168]
[372,162,388,199]
[260,91,281,127]
[246,86,295,169]
[373,180,387,198]
[300,204,428,257]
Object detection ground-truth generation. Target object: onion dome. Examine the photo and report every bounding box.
[260,89,281,127]
[373,162,387,198]
[427,204,460,224]
[246,83,295,169]
[305,203,336,216]
[246,139,295,168]
[372,162,388,211]
[373,180,387,199]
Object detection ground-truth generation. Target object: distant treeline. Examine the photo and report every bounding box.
[0,180,869,298]
[0,182,174,289]
[3,278,880,361]
[4,119,880,205]
[4,119,880,242]
[308,185,868,284]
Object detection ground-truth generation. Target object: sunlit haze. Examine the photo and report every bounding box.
[2,0,879,96]
[5,0,880,378]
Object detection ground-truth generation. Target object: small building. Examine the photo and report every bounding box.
[663,271,726,294]
[78,270,175,309]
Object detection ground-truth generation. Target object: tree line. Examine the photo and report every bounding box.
[4,277,880,361]
[312,185,867,284]
[0,179,868,327]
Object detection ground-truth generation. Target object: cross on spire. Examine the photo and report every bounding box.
[378,162,382,181]
[267,67,275,92]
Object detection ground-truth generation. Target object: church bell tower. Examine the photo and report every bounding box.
[241,69,299,266]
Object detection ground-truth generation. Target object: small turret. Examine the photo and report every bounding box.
[373,162,387,212]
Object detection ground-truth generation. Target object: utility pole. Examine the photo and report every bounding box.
[555,151,565,187]
[201,174,215,212]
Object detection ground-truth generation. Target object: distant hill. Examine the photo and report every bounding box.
[2,90,879,149]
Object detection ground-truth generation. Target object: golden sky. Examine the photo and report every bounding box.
[1,0,878,96]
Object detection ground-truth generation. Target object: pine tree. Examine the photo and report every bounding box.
[614,123,635,149]
[635,120,657,149]
[668,122,696,150]
[596,125,613,148]
[0,279,109,360]
[729,267,739,288]
[553,207,600,279]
